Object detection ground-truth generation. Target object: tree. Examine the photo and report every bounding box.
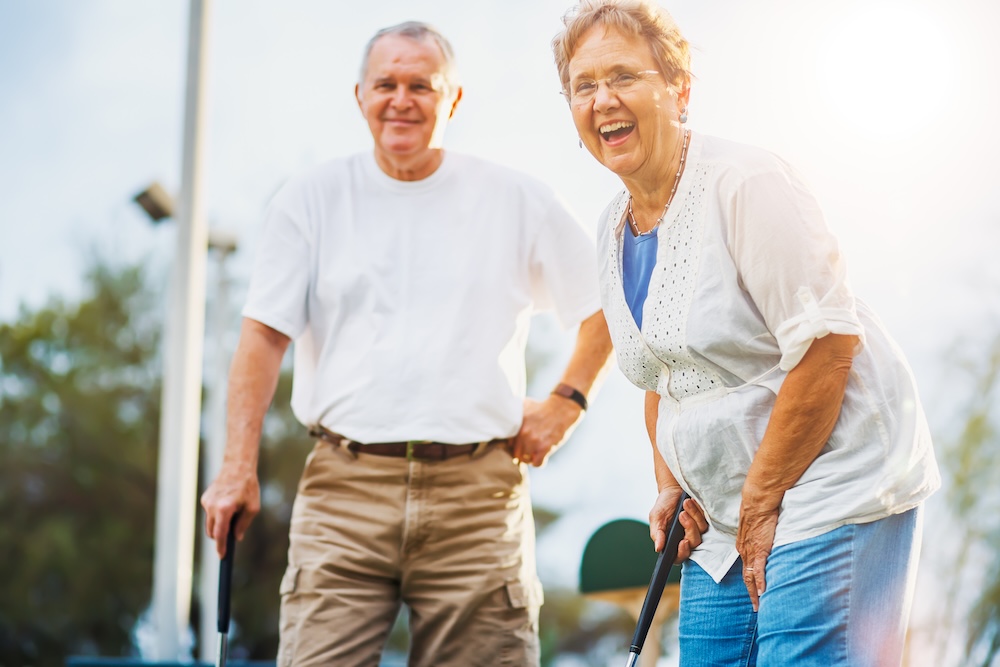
[941,333,1000,667]
[0,262,161,665]
[0,259,312,665]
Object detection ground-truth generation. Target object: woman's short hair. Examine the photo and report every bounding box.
[552,0,691,95]
[359,21,460,96]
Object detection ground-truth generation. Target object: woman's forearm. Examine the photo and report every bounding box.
[742,333,859,510]
[646,390,679,492]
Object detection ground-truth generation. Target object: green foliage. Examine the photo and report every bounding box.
[0,263,161,665]
[538,590,638,666]
[0,259,313,665]
[941,333,1000,666]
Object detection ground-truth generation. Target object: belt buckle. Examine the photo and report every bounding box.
[406,440,432,461]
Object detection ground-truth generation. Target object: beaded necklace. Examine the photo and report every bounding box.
[628,128,691,236]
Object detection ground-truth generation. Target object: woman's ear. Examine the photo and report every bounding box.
[677,82,691,110]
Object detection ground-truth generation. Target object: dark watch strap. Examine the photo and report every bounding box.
[551,382,588,411]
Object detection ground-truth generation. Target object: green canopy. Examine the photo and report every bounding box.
[579,518,682,594]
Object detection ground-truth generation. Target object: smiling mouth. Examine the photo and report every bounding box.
[599,121,634,142]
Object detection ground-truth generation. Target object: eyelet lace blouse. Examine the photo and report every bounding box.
[595,131,940,582]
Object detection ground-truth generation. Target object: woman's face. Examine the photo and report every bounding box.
[567,26,687,182]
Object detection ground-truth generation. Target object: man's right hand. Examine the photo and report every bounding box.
[201,464,261,559]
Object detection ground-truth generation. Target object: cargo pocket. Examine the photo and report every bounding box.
[499,578,543,665]
[504,577,543,610]
[277,566,301,667]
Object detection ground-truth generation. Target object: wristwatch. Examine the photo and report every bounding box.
[551,382,588,411]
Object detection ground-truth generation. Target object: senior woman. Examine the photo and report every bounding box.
[552,1,940,665]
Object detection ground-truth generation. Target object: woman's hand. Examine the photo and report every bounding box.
[735,333,859,611]
[649,487,709,561]
[736,496,780,612]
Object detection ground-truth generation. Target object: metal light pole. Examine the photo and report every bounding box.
[198,229,238,663]
[151,0,213,658]
[134,179,239,658]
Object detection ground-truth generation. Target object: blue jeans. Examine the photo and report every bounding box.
[678,507,922,666]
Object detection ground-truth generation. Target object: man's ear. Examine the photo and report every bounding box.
[355,83,363,110]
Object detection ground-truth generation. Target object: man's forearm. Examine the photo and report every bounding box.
[223,319,291,471]
[555,310,614,399]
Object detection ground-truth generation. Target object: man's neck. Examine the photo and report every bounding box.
[373,148,445,182]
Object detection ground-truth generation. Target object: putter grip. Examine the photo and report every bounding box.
[217,513,238,634]
[628,492,689,655]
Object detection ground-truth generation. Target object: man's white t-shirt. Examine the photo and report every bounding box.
[243,151,600,444]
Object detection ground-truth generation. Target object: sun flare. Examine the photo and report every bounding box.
[818,2,956,140]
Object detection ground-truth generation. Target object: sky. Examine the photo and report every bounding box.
[2,0,1000,662]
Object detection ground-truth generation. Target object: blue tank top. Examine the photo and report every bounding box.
[622,224,658,329]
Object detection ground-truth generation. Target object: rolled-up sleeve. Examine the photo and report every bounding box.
[728,161,864,371]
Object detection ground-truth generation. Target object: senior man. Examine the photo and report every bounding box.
[201,21,614,667]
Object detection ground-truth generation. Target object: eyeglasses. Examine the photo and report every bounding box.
[563,70,661,105]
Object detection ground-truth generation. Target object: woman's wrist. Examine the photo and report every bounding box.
[741,480,783,512]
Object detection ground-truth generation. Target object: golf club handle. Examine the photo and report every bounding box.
[628,491,689,656]
[217,512,239,634]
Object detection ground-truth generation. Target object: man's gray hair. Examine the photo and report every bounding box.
[359,21,460,95]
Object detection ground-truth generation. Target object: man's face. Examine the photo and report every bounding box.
[355,34,460,168]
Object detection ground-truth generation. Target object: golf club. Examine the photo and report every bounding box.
[624,491,689,667]
[216,513,239,667]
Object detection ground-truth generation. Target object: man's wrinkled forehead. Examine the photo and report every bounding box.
[359,27,459,93]
[364,35,445,80]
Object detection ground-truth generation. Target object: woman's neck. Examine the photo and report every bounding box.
[623,128,689,232]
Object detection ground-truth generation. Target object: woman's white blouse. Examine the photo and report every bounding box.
[597,132,940,582]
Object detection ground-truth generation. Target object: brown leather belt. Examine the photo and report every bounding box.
[308,425,510,462]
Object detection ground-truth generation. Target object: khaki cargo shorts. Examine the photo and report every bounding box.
[278,441,542,667]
